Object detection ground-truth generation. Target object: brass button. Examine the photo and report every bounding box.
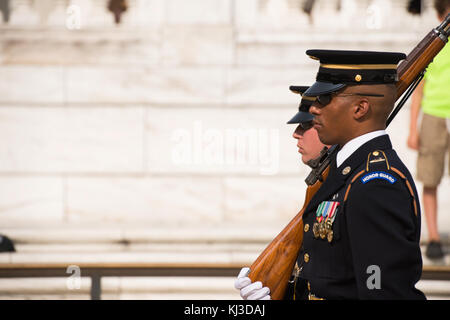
[342,166,351,175]
[307,282,311,291]
[304,223,310,232]
[304,253,310,263]
[355,74,362,82]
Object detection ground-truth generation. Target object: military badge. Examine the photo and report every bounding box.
[313,201,340,242]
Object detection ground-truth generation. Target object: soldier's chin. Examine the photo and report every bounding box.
[317,133,333,146]
[301,154,310,165]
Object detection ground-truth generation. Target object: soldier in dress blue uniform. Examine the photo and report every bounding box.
[292,49,426,300]
[235,85,328,300]
[235,50,426,300]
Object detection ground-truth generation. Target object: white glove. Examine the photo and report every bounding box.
[234,267,271,300]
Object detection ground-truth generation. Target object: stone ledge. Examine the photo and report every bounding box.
[12,242,265,254]
[1,224,283,244]
[1,277,446,297]
[416,279,450,296]
[0,276,238,294]
[236,32,426,45]
[0,277,447,300]
[0,251,255,265]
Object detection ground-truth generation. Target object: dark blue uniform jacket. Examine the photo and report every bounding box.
[294,134,425,300]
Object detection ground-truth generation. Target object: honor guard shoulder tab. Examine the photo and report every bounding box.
[344,150,393,202]
[343,149,418,216]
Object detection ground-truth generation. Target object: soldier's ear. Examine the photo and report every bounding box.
[352,98,370,120]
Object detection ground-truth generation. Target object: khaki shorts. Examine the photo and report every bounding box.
[417,113,450,187]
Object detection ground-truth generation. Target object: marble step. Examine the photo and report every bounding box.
[4,225,449,245]
[0,277,448,300]
[1,226,449,267]
[1,225,281,244]
[0,277,237,294]
[0,293,240,300]
[0,276,241,300]
[0,251,256,265]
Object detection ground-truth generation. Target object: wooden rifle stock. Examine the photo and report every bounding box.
[248,14,450,300]
[396,15,450,99]
[248,166,330,300]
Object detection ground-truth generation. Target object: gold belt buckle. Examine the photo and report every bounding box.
[308,292,325,300]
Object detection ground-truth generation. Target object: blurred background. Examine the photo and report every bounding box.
[0,0,448,299]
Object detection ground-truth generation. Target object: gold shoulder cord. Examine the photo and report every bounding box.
[390,167,418,217]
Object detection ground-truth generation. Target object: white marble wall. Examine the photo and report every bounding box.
[0,0,448,240]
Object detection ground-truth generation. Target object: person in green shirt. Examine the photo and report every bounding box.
[407,0,450,260]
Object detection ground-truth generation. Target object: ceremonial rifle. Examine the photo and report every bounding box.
[247,14,450,300]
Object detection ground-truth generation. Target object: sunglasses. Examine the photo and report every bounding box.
[316,92,385,107]
[295,121,314,134]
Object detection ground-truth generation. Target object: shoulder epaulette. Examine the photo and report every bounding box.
[343,150,418,216]
[366,150,390,171]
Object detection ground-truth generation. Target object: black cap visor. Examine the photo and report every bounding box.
[303,81,346,97]
[287,111,314,124]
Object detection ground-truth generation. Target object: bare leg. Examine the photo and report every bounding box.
[423,186,439,242]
